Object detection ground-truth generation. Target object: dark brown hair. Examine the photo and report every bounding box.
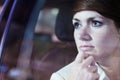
[72,0,120,30]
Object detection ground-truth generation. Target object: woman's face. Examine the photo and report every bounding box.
[73,11,120,60]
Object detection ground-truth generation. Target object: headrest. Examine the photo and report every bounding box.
[55,7,74,42]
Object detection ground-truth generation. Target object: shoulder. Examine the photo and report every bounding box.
[50,62,74,80]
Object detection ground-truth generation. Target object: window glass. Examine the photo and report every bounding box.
[34,8,59,42]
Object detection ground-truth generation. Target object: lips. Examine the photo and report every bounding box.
[80,45,94,51]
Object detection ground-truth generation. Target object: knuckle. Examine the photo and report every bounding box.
[88,72,99,80]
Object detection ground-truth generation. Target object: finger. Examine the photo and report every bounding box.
[75,51,89,63]
[88,65,98,73]
[91,60,96,66]
[82,56,95,67]
[74,52,84,63]
[89,72,99,80]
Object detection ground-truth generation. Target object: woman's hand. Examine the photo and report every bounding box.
[68,52,99,80]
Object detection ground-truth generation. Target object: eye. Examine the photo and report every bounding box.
[92,20,103,27]
[73,22,81,29]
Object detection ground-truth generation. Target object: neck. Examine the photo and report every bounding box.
[98,52,120,80]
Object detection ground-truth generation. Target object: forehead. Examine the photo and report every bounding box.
[73,11,104,20]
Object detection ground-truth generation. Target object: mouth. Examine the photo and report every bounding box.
[79,45,95,51]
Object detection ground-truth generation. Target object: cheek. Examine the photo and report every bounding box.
[92,30,119,56]
[74,31,79,50]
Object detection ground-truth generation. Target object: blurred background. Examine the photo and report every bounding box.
[0,0,77,80]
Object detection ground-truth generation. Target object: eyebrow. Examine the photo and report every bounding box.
[73,16,105,22]
[73,18,80,22]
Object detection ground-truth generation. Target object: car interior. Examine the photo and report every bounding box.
[0,0,77,80]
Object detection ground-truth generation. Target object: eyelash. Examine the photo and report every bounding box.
[92,20,103,27]
[73,22,81,29]
[73,20,103,29]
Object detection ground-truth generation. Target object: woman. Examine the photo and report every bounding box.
[50,0,120,80]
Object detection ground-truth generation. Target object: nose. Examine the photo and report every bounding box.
[79,27,92,41]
